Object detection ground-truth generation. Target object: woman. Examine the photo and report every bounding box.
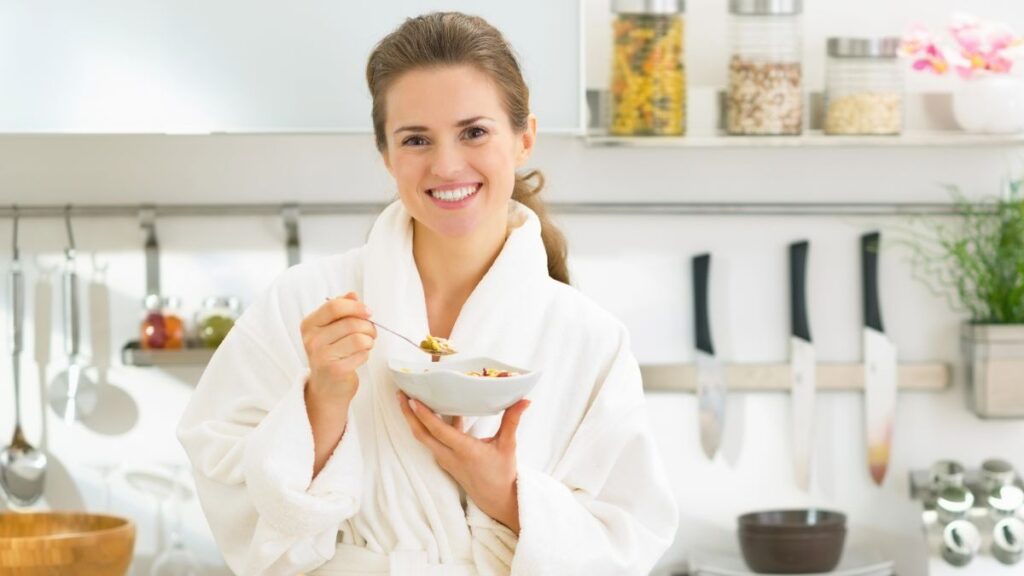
[178,12,678,576]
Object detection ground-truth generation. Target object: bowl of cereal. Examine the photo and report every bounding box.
[388,356,540,416]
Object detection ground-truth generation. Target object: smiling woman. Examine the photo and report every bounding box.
[178,11,678,576]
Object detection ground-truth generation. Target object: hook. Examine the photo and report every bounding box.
[283,203,301,268]
[64,204,77,260]
[11,204,19,262]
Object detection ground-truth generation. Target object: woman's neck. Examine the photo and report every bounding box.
[412,215,508,338]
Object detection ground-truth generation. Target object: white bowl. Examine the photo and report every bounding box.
[388,356,540,416]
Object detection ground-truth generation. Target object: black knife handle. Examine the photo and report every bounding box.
[789,240,811,342]
[693,253,714,355]
[861,232,884,332]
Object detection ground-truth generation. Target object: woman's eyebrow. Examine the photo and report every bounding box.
[393,116,495,135]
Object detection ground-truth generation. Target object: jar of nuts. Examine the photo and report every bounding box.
[726,0,803,135]
[824,37,904,135]
[609,0,686,136]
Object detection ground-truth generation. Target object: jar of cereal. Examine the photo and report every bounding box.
[726,0,803,135]
[609,0,686,136]
[824,37,904,135]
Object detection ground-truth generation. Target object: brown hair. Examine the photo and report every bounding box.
[366,12,570,285]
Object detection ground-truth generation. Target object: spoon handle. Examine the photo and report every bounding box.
[366,319,423,351]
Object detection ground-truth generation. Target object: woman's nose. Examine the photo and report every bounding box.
[429,141,467,179]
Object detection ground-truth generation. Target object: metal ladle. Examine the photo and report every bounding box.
[0,206,48,506]
[48,206,98,424]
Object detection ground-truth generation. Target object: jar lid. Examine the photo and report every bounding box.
[989,485,1024,513]
[202,296,241,311]
[143,293,162,311]
[729,0,801,15]
[612,0,684,14]
[937,485,975,514]
[827,37,901,59]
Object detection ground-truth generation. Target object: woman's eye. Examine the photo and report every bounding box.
[463,126,488,140]
[402,135,428,147]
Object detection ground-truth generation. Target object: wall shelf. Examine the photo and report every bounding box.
[122,341,214,367]
[585,130,1024,149]
[641,362,950,393]
[120,342,950,394]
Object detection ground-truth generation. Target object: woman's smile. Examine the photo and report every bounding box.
[426,182,483,209]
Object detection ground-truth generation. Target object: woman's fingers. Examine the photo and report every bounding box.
[496,399,531,451]
[407,397,471,451]
[319,332,376,362]
[303,292,371,330]
[397,392,455,461]
[307,316,377,351]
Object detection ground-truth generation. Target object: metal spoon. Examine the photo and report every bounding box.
[0,207,48,507]
[323,296,456,359]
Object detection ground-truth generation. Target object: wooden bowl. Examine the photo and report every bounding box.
[0,512,135,575]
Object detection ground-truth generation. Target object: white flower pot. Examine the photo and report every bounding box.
[962,324,1024,418]
[952,75,1024,134]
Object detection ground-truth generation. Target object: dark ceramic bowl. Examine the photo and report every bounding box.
[738,509,847,573]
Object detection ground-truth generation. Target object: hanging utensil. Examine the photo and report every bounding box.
[49,206,97,424]
[862,231,897,486]
[693,253,725,460]
[0,206,48,506]
[789,240,816,491]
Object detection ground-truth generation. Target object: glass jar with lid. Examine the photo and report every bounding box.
[140,294,186,350]
[609,0,686,136]
[726,0,803,135]
[196,296,241,349]
[824,37,904,135]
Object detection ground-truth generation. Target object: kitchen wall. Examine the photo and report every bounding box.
[1,1,1024,575]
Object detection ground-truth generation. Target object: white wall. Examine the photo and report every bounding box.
[2,1,1024,575]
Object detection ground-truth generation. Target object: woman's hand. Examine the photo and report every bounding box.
[398,392,530,533]
[301,292,376,404]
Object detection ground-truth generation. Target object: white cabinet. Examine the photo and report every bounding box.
[0,0,582,133]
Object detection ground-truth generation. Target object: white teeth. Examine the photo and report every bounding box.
[430,184,479,202]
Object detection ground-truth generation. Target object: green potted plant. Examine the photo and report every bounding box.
[902,174,1024,418]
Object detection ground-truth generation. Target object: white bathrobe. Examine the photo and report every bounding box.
[177,199,679,576]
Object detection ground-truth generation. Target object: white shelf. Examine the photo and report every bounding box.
[641,362,950,393]
[584,130,1024,149]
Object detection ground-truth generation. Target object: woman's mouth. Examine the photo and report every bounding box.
[426,183,482,209]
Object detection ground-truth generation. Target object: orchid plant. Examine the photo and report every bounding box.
[900,13,1024,79]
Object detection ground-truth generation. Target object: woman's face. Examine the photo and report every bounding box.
[381,65,536,238]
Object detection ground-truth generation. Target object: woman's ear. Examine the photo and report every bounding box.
[515,114,538,168]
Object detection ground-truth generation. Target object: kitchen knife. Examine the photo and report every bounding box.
[790,240,816,491]
[693,253,725,460]
[862,231,897,486]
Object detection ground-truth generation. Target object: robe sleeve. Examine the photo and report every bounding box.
[177,265,364,576]
[468,325,679,576]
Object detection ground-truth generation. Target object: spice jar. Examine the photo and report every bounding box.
[609,0,686,136]
[726,0,803,135]
[824,37,904,135]
[196,296,240,349]
[140,295,186,350]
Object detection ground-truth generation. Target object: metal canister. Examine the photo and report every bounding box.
[609,0,686,136]
[992,517,1024,565]
[936,485,975,524]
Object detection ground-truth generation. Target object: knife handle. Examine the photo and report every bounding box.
[861,232,884,332]
[789,241,811,342]
[693,253,714,355]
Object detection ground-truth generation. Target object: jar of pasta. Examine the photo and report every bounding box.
[726,0,803,135]
[609,0,686,136]
[824,37,904,135]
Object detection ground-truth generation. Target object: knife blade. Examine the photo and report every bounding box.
[789,240,816,491]
[693,253,725,460]
[862,231,898,486]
